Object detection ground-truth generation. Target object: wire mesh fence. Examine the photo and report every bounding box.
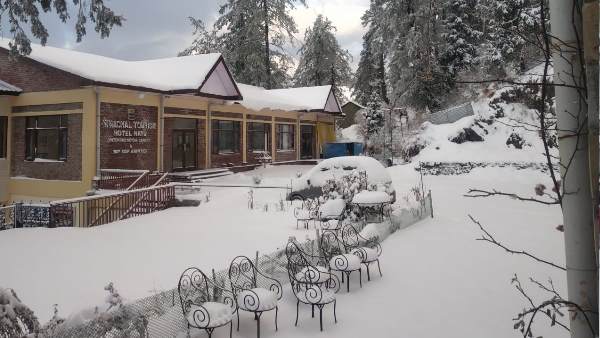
[44,193,432,338]
[428,102,474,125]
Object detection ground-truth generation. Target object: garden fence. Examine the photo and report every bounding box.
[427,102,474,125]
[44,192,433,338]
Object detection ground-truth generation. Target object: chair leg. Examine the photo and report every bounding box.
[334,300,337,323]
[256,312,261,338]
[237,311,240,331]
[312,304,315,318]
[341,271,345,283]
[359,268,363,288]
[319,305,323,331]
[206,328,213,338]
[377,259,383,277]
[230,320,233,338]
[366,263,371,281]
[295,300,300,326]
[346,272,350,292]
[275,306,278,331]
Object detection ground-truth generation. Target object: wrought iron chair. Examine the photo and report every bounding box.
[177,267,237,338]
[319,230,362,292]
[286,239,340,331]
[340,223,383,281]
[228,256,283,338]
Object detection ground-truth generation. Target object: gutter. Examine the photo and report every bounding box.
[159,94,165,171]
[95,86,101,177]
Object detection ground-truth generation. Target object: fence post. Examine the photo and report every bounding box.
[14,202,22,228]
[428,190,434,218]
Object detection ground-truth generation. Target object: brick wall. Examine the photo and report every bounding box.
[0,48,90,92]
[11,114,82,180]
[99,103,158,170]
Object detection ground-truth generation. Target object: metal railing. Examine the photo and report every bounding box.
[95,169,169,191]
[0,204,16,230]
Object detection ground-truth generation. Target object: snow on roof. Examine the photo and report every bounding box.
[0,79,21,95]
[0,38,241,98]
[234,83,342,114]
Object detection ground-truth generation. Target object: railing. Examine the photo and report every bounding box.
[49,184,176,228]
[95,169,169,191]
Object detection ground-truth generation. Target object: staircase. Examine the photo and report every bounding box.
[168,168,234,183]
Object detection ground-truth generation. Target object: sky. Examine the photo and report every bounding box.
[0,0,368,69]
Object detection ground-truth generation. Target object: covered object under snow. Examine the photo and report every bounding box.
[323,142,364,158]
[0,79,21,95]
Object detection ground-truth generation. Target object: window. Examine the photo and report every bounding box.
[277,124,295,151]
[0,116,6,158]
[248,122,270,152]
[25,115,68,161]
[212,120,240,154]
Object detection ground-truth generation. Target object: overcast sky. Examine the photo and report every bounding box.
[0,0,368,69]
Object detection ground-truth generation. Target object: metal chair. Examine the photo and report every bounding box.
[228,256,283,338]
[177,267,237,338]
[340,223,383,281]
[319,230,362,292]
[286,239,340,331]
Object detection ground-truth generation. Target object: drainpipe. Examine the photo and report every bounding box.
[159,94,165,172]
[207,102,212,168]
[95,87,101,177]
[296,112,302,161]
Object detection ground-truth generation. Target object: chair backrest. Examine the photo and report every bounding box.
[285,240,309,281]
[319,230,346,262]
[229,256,258,293]
[178,267,211,316]
[340,223,362,251]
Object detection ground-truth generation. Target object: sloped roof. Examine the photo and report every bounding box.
[235,84,342,114]
[0,79,21,95]
[0,38,241,99]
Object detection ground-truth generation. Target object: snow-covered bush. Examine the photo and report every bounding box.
[0,287,40,337]
[320,170,368,203]
[252,175,263,185]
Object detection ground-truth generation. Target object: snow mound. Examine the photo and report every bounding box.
[339,124,363,142]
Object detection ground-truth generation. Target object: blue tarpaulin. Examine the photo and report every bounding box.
[323,142,364,159]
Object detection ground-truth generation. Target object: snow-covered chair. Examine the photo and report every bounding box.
[228,256,283,338]
[286,239,340,331]
[341,223,383,281]
[294,207,315,229]
[177,267,237,338]
[318,199,346,231]
[319,230,362,292]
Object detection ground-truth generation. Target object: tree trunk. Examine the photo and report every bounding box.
[550,1,599,337]
[262,0,271,89]
[583,0,599,261]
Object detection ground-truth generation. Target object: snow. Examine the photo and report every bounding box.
[351,191,390,204]
[187,303,233,328]
[237,288,278,311]
[318,199,346,218]
[0,162,567,337]
[234,84,341,113]
[0,38,225,93]
[0,79,21,93]
[339,124,363,142]
[294,156,391,191]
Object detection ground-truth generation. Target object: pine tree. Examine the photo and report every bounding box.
[440,0,483,76]
[1,0,123,57]
[182,0,304,89]
[293,15,352,99]
[365,91,385,135]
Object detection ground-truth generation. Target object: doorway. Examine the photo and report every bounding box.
[300,125,315,159]
[172,130,197,171]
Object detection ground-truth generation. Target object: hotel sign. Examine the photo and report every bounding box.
[100,104,158,170]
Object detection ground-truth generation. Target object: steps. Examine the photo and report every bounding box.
[168,168,234,183]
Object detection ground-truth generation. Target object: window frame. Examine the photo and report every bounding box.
[212,120,241,154]
[247,122,271,152]
[276,123,295,151]
[25,115,68,162]
[0,116,6,159]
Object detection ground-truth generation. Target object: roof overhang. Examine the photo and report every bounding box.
[0,79,22,96]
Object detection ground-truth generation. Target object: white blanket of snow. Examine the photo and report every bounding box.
[339,124,363,142]
[0,38,221,92]
[318,199,346,218]
[293,156,391,191]
[351,191,391,204]
[234,84,338,113]
[0,162,567,337]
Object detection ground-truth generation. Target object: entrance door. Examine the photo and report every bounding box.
[300,125,315,159]
[172,130,197,171]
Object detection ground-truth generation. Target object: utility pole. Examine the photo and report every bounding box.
[550,1,599,337]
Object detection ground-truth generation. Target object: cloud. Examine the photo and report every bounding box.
[0,0,367,68]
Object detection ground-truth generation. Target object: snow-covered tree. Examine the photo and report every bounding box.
[178,17,222,56]
[1,0,123,57]
[440,0,483,76]
[293,15,352,100]
[0,287,40,337]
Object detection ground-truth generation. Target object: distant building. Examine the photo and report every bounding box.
[339,101,364,128]
[0,39,341,203]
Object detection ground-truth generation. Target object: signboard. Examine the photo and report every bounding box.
[100,103,158,170]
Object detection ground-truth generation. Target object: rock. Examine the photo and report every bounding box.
[506,132,525,149]
[450,128,484,144]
